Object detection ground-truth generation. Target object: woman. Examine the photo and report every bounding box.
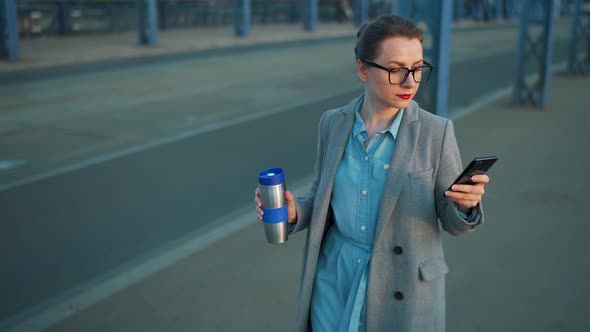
[255,14,489,332]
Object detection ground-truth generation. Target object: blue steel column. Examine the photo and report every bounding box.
[354,0,368,27]
[234,0,250,36]
[429,0,453,118]
[303,0,317,32]
[138,0,158,45]
[394,0,452,118]
[513,0,555,108]
[0,0,19,60]
[567,0,589,75]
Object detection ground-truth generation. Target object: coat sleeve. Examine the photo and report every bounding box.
[434,120,484,236]
[290,111,332,234]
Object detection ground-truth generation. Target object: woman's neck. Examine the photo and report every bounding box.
[360,96,401,138]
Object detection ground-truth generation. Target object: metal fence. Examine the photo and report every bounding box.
[15,0,393,38]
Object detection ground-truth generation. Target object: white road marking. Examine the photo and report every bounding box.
[0,160,27,171]
[0,86,361,192]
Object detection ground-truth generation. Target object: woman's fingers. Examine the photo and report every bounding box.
[472,174,490,184]
[255,188,263,221]
[445,176,490,209]
[449,183,485,195]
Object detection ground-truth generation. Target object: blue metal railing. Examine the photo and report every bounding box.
[14,0,392,38]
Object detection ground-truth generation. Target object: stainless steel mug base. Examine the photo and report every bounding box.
[264,221,288,244]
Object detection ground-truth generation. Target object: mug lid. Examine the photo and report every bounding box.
[258,167,285,186]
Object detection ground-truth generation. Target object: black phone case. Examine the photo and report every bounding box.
[445,156,498,194]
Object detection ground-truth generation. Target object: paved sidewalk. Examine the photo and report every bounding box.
[38,73,590,332]
[0,20,524,74]
[0,23,356,73]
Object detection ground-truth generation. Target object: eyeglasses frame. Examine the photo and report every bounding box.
[359,58,434,85]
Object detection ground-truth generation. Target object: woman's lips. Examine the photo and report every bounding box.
[397,94,412,100]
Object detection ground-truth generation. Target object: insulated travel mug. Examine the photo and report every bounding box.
[258,167,288,244]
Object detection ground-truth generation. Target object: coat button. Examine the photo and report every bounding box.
[393,246,403,255]
[394,291,404,300]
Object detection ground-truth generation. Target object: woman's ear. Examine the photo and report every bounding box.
[356,59,369,83]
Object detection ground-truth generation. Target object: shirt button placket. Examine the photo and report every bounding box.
[358,138,370,242]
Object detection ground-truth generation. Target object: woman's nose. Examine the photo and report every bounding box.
[401,73,417,87]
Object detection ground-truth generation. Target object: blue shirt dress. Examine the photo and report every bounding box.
[310,104,404,332]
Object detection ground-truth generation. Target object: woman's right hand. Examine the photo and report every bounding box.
[255,188,298,224]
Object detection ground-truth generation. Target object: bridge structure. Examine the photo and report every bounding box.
[0,1,547,54]
[0,0,585,112]
[567,0,590,75]
[513,0,557,108]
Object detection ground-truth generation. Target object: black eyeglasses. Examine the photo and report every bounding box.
[360,58,433,85]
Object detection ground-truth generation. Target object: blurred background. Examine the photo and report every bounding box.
[1,0,589,331]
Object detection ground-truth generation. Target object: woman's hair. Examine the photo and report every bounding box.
[355,15,423,61]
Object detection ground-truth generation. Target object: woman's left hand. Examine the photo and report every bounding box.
[444,175,490,211]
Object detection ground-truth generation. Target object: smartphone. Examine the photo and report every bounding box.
[446,156,498,193]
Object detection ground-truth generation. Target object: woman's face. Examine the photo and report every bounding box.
[357,36,424,111]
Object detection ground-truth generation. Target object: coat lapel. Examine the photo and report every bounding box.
[323,113,353,183]
[373,101,421,245]
[310,97,358,244]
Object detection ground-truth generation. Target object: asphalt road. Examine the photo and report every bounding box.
[0,22,574,325]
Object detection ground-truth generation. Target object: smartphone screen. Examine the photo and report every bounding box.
[446,156,498,193]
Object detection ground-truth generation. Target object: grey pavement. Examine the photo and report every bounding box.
[1,19,589,332]
[40,73,590,332]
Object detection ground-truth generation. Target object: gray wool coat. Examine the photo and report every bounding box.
[291,95,484,332]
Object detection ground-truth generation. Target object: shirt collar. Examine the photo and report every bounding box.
[353,103,405,140]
